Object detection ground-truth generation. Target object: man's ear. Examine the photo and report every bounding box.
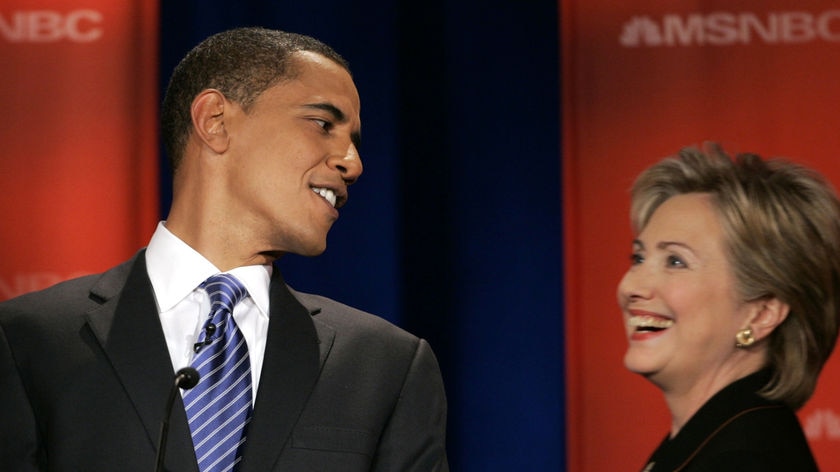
[746,297,790,342]
[190,89,230,154]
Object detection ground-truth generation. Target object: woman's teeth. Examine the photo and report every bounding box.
[628,315,674,331]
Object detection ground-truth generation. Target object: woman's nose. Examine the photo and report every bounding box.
[617,267,653,303]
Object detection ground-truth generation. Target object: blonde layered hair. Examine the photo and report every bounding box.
[630,143,840,410]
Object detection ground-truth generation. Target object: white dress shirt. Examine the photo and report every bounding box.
[145,222,271,402]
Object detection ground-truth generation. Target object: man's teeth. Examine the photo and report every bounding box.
[312,187,337,208]
[628,315,674,330]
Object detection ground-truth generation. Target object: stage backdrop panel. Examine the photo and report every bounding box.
[0,1,159,301]
[562,1,840,470]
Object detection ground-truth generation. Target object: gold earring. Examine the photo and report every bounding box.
[735,328,755,348]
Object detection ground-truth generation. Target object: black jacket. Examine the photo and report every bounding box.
[641,370,817,472]
[0,251,448,471]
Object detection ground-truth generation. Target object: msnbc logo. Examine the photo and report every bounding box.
[620,10,840,47]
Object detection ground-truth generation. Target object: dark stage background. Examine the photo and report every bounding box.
[158,1,564,470]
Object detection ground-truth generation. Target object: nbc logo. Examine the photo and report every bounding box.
[0,271,92,300]
[0,10,103,43]
[803,409,840,440]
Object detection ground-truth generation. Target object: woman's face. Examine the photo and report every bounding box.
[617,193,758,394]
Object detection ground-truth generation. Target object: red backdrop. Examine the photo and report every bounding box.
[563,1,840,470]
[0,1,159,301]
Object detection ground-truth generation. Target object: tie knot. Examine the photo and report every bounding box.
[202,273,249,313]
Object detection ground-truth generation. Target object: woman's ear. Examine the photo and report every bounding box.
[190,89,230,154]
[746,297,790,342]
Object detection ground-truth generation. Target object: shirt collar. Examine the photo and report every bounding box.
[145,221,271,317]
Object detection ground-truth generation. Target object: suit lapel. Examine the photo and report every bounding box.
[239,269,334,472]
[84,252,198,472]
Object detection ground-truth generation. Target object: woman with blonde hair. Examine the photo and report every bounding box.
[618,143,840,471]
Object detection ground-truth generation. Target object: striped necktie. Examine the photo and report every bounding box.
[184,273,253,472]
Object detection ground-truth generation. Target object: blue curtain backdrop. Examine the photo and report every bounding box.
[158,1,563,469]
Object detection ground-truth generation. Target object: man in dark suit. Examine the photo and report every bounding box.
[0,27,448,471]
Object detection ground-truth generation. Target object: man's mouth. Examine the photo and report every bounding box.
[628,314,674,333]
[311,187,337,208]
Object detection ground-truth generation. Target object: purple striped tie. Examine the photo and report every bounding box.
[184,273,252,472]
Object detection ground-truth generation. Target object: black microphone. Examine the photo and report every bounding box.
[154,367,200,472]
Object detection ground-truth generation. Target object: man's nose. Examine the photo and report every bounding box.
[329,143,363,185]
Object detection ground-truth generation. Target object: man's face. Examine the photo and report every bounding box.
[223,51,363,258]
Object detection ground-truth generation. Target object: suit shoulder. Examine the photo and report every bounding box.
[0,256,136,324]
[0,274,98,316]
[288,290,444,402]
[290,289,421,345]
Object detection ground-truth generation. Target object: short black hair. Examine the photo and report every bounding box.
[160,27,349,173]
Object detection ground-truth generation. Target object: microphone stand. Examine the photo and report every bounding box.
[154,367,199,472]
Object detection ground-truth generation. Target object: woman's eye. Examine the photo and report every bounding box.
[666,255,686,268]
[630,253,643,265]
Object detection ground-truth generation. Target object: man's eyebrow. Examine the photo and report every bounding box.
[303,102,362,150]
[303,102,346,122]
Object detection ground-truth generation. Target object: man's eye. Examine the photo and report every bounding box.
[313,118,332,130]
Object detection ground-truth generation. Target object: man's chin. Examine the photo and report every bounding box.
[294,242,328,258]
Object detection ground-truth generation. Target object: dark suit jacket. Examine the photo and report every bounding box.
[641,370,817,472]
[0,251,448,471]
